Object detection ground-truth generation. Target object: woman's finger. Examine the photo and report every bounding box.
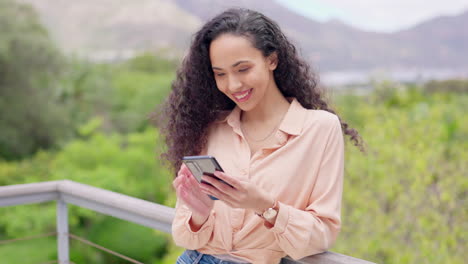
[213,171,244,190]
[178,183,199,206]
[201,175,236,196]
[176,172,215,210]
[184,175,202,195]
[186,175,214,204]
[201,184,237,207]
[179,163,192,177]
[172,174,185,189]
[200,182,233,203]
[186,172,202,188]
[177,184,188,202]
[180,184,212,215]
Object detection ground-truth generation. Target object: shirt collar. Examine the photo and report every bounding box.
[221,97,307,136]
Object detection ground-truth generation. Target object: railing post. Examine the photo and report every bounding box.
[57,197,70,264]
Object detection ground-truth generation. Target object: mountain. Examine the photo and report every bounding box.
[392,11,468,68]
[18,0,201,55]
[19,0,468,71]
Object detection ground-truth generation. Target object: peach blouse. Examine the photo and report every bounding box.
[172,98,344,264]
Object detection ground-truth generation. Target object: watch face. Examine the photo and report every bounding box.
[264,208,278,219]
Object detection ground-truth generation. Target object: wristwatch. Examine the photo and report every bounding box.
[255,199,278,221]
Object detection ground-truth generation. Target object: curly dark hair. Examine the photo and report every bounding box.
[155,8,364,174]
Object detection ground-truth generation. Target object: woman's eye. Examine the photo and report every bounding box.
[215,72,225,77]
[239,68,249,72]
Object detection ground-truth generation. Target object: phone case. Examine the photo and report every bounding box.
[182,156,232,200]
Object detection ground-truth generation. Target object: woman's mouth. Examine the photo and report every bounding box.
[233,88,253,102]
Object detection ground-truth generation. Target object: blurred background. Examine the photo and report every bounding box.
[0,0,466,263]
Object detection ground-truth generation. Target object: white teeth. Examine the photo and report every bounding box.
[234,89,251,100]
[237,92,248,99]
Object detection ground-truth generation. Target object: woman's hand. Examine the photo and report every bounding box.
[199,171,274,214]
[172,164,215,223]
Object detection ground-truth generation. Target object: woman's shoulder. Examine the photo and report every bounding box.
[302,109,341,133]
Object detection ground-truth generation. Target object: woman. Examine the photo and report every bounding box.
[158,8,363,264]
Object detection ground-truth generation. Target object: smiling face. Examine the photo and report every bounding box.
[209,34,278,111]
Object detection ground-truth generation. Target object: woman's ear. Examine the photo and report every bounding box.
[268,52,278,70]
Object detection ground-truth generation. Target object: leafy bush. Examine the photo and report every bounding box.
[0,127,173,263]
[332,87,467,264]
[58,59,174,135]
[0,0,69,160]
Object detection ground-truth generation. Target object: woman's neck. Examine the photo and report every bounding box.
[241,83,290,125]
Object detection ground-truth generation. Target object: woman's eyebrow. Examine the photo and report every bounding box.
[212,60,250,70]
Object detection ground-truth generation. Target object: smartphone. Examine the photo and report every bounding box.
[182,155,233,200]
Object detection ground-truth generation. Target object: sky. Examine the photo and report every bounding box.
[276,0,468,32]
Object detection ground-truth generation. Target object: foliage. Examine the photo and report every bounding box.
[87,218,168,263]
[332,84,467,264]
[58,57,174,135]
[0,236,57,264]
[123,51,178,74]
[0,0,69,160]
[423,79,468,94]
[0,127,173,263]
[108,68,173,133]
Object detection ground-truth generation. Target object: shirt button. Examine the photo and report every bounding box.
[279,135,287,144]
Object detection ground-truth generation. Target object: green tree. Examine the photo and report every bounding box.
[0,126,172,263]
[0,0,69,160]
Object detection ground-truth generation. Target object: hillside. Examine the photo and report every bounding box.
[19,0,468,71]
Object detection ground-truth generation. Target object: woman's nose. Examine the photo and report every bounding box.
[227,75,242,92]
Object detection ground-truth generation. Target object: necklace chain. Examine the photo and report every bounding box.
[241,123,279,142]
[240,114,286,142]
